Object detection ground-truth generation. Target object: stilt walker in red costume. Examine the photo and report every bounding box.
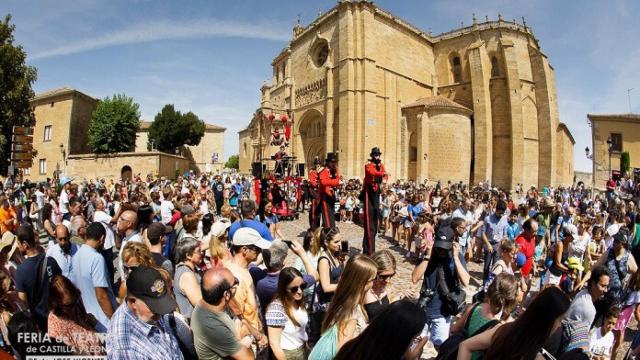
[308,157,322,230]
[319,152,340,229]
[362,147,388,255]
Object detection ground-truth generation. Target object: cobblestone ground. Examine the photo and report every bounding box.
[278,214,637,360]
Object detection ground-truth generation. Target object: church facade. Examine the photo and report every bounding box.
[239,0,574,188]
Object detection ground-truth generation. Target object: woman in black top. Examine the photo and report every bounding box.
[364,250,396,320]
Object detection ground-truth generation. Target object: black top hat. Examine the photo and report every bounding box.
[370,147,382,156]
[326,152,339,163]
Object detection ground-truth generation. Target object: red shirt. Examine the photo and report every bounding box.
[363,162,387,193]
[515,232,536,277]
[319,168,340,197]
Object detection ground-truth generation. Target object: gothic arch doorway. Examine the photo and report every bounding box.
[121,165,132,181]
[297,109,326,173]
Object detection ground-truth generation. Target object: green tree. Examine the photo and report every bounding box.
[0,14,37,175]
[88,94,141,153]
[225,155,239,170]
[621,151,631,174]
[149,104,205,152]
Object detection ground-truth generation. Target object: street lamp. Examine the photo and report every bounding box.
[585,146,595,199]
[585,146,593,160]
[606,137,613,179]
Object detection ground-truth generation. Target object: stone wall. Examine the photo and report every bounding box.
[66,152,191,181]
[590,115,640,190]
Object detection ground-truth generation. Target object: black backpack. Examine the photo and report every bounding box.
[435,303,500,360]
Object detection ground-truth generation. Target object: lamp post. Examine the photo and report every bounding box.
[606,137,613,179]
[585,146,594,199]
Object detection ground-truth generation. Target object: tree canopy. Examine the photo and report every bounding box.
[225,155,239,170]
[0,14,37,175]
[88,94,141,154]
[149,104,205,152]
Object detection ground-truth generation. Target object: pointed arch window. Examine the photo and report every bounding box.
[452,57,462,83]
[491,56,500,77]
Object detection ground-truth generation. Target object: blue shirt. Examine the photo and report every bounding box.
[506,222,521,241]
[70,244,117,332]
[46,242,78,278]
[228,219,274,242]
[483,214,509,244]
[107,302,184,360]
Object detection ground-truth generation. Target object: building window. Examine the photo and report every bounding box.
[491,56,500,77]
[311,40,329,67]
[610,133,623,152]
[44,125,52,142]
[39,159,47,175]
[23,167,31,176]
[452,56,462,83]
[410,146,418,162]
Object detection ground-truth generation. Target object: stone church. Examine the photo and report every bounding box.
[239,0,575,188]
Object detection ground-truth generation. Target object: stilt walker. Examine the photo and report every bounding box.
[308,157,322,230]
[362,147,388,255]
[319,152,340,228]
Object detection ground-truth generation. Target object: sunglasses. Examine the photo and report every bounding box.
[288,283,308,293]
[377,272,396,281]
[244,245,261,253]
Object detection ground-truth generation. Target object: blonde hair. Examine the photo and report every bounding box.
[209,234,229,266]
[371,250,396,273]
[310,227,323,256]
[322,255,377,332]
[121,242,172,288]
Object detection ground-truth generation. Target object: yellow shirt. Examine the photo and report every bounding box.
[223,259,263,332]
[0,206,18,235]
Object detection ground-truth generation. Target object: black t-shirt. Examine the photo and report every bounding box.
[213,182,224,201]
[15,253,62,331]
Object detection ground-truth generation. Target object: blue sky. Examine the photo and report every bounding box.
[5,0,639,171]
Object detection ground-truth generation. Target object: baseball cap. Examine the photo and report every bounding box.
[433,228,453,250]
[232,227,272,249]
[126,266,176,315]
[210,219,231,238]
[567,257,584,272]
[59,177,73,186]
[562,224,578,239]
[0,232,18,260]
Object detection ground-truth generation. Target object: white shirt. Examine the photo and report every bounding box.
[93,210,115,250]
[34,190,45,209]
[160,200,174,224]
[605,223,622,249]
[59,190,70,214]
[589,327,614,357]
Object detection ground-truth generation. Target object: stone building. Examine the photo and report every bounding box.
[136,121,226,174]
[29,87,225,181]
[588,114,640,191]
[238,1,575,188]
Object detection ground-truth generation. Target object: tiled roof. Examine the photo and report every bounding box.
[402,96,471,111]
[587,113,640,121]
[31,87,97,102]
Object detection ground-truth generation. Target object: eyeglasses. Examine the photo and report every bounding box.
[226,277,240,292]
[288,283,307,293]
[245,245,261,253]
[376,272,396,281]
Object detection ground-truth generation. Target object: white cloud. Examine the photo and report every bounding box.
[30,18,290,60]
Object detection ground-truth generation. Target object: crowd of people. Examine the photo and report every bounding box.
[0,164,638,359]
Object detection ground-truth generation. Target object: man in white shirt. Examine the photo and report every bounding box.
[59,177,73,221]
[46,224,78,278]
[93,198,116,288]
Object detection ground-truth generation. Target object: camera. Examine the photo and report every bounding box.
[417,287,436,309]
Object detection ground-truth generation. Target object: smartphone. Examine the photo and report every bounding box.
[283,240,294,249]
[341,241,349,253]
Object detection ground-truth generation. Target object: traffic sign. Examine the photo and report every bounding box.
[12,126,34,136]
[11,152,32,161]
[12,143,33,152]
[12,134,33,144]
[11,161,33,169]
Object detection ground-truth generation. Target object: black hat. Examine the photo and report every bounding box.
[433,228,454,250]
[127,266,177,315]
[326,152,339,163]
[370,147,382,156]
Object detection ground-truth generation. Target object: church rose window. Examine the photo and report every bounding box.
[312,41,329,67]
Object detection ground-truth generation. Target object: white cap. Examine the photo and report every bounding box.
[210,219,231,238]
[232,227,272,249]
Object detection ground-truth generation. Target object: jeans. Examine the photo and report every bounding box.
[421,314,452,348]
[483,242,500,282]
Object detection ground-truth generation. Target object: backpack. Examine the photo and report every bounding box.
[436,303,500,360]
